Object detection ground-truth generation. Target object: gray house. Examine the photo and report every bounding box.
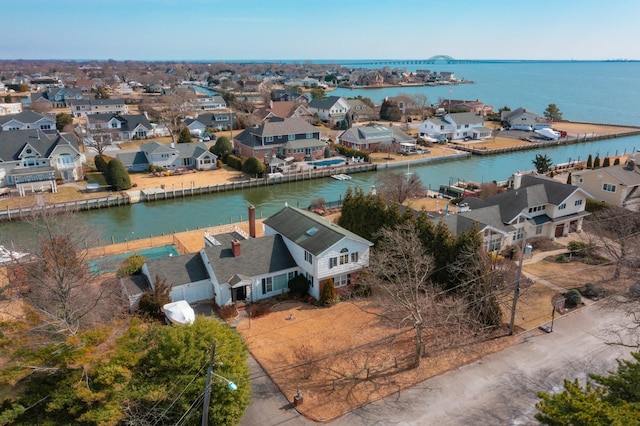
[116,141,217,172]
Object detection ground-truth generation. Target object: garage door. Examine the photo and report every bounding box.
[171,280,213,304]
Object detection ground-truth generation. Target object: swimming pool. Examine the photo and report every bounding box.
[308,158,346,167]
[88,245,180,274]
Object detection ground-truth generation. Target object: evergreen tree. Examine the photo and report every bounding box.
[105,158,132,190]
[594,155,601,168]
[532,154,553,174]
[55,112,73,131]
[586,154,593,169]
[210,136,232,160]
[603,157,611,167]
[94,154,112,173]
[614,157,621,165]
[319,278,338,306]
[543,103,563,121]
[566,172,572,185]
[380,99,402,121]
[177,127,192,143]
[242,156,265,177]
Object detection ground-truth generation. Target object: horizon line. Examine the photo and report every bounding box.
[0,58,638,63]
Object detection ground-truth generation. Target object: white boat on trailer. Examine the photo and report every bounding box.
[331,174,352,181]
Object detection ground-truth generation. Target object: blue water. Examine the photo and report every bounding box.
[88,245,179,274]
[309,158,346,167]
[2,61,640,243]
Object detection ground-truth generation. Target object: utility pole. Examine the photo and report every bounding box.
[202,343,216,426]
[508,233,527,335]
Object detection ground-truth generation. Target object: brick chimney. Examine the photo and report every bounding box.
[248,204,256,238]
[231,239,241,257]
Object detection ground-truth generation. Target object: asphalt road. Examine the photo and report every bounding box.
[240,300,634,426]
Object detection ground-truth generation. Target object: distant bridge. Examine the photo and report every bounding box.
[339,56,521,67]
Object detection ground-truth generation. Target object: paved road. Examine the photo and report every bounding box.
[240,301,634,426]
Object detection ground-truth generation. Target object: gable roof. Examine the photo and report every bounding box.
[263,206,373,255]
[204,233,297,283]
[234,117,320,148]
[145,252,209,287]
[445,112,484,126]
[0,130,79,162]
[308,96,348,110]
[0,111,53,126]
[86,113,151,131]
[575,161,640,187]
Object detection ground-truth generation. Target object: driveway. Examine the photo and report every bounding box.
[241,301,634,425]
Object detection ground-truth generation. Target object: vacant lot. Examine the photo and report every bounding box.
[238,297,517,422]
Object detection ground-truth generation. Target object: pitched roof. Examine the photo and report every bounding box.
[86,113,151,131]
[575,162,640,187]
[445,112,484,126]
[0,110,52,126]
[145,252,209,287]
[263,206,373,255]
[204,233,297,283]
[234,117,320,148]
[308,95,347,110]
[0,130,78,162]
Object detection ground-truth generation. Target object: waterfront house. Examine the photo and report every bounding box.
[0,111,56,132]
[30,87,85,109]
[116,141,217,172]
[345,99,377,122]
[69,98,128,118]
[573,157,640,211]
[271,89,309,104]
[307,96,351,125]
[0,129,84,193]
[338,122,414,153]
[435,99,494,117]
[418,112,491,141]
[142,205,373,306]
[438,174,590,252]
[233,117,326,162]
[501,107,551,130]
[86,113,152,142]
[190,95,227,111]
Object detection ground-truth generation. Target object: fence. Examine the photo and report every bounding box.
[0,193,130,222]
[140,163,377,202]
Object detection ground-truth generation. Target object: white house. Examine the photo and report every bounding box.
[573,157,640,211]
[501,107,551,130]
[69,98,128,118]
[418,112,491,141]
[142,205,373,306]
[307,96,351,125]
[116,141,217,172]
[86,113,152,142]
[0,111,56,131]
[0,103,23,116]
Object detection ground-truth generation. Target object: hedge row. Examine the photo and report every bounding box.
[333,145,370,161]
[226,154,243,171]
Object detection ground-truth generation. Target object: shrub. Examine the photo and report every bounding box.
[249,303,270,318]
[117,253,146,277]
[226,154,243,171]
[352,281,372,298]
[137,275,172,320]
[582,283,599,299]
[105,158,132,190]
[309,197,326,210]
[218,304,238,320]
[288,275,310,298]
[564,289,582,308]
[567,240,588,255]
[555,254,568,263]
[581,257,593,264]
[319,278,338,306]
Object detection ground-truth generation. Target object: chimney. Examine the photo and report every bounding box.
[231,239,241,257]
[512,172,522,190]
[248,205,256,238]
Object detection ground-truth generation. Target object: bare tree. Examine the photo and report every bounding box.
[362,223,454,368]
[84,126,119,155]
[156,87,197,143]
[6,208,121,336]
[584,207,640,279]
[375,172,426,204]
[411,93,431,120]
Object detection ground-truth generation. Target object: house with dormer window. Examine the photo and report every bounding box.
[141,205,373,306]
[501,107,551,131]
[234,117,325,161]
[0,129,84,193]
[308,96,351,125]
[437,174,591,252]
[338,122,414,152]
[86,113,152,142]
[116,141,217,172]
[0,111,56,132]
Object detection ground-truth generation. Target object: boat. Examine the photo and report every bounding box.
[162,300,195,325]
[331,174,352,181]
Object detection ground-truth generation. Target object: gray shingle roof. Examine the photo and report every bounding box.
[145,252,209,287]
[446,112,484,126]
[234,117,320,148]
[308,96,344,110]
[0,130,78,162]
[263,206,373,255]
[204,233,297,284]
[0,110,51,126]
[86,113,151,132]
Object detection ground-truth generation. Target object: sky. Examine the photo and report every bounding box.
[3,0,639,61]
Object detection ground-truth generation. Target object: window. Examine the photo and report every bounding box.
[339,254,349,265]
[329,257,337,268]
[335,274,349,288]
[266,136,273,142]
[288,134,295,140]
[261,277,273,294]
[558,203,566,210]
[304,250,313,265]
[350,252,359,263]
[536,225,543,235]
[306,132,313,139]
[273,274,288,291]
[513,228,524,241]
[288,271,296,281]
[574,199,583,206]
[603,183,616,193]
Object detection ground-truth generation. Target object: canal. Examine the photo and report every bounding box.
[1,134,638,245]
